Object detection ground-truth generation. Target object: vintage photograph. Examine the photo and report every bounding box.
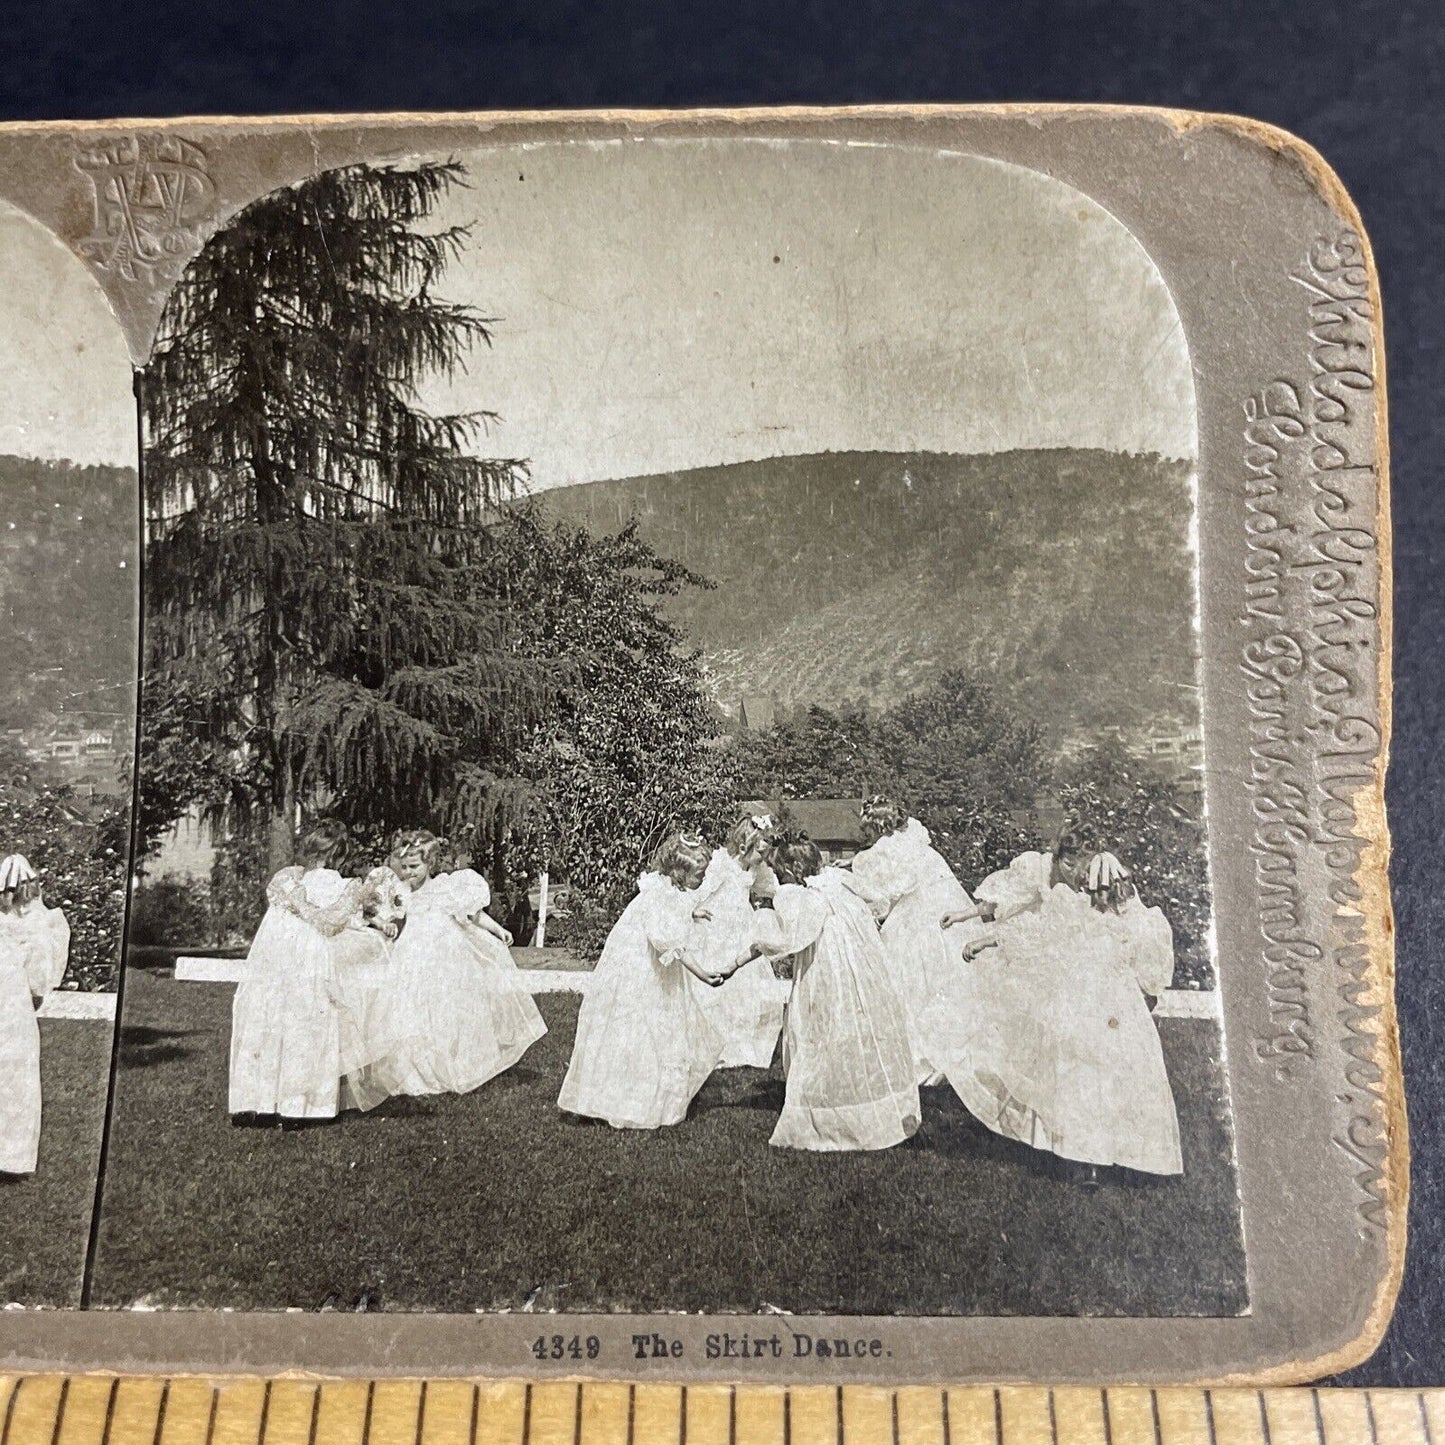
[0,197,137,1305]
[85,138,1248,1317]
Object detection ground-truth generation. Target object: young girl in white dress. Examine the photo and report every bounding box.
[932,833,1183,1176]
[747,835,921,1152]
[367,831,546,1098]
[229,820,363,1121]
[558,833,733,1129]
[0,855,70,1174]
[691,814,786,1068]
[333,864,412,1112]
[849,797,985,1084]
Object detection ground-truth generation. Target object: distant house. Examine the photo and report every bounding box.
[742,797,865,863]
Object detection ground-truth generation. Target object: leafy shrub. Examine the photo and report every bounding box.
[127,873,216,948]
[1059,743,1213,989]
[0,779,129,990]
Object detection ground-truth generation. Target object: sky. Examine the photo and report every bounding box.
[0,140,1195,486]
[0,203,135,469]
[422,138,1197,491]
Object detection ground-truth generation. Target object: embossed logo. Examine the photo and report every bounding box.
[74,135,215,280]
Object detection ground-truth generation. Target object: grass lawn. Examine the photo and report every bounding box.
[0,1018,111,1306]
[91,966,1248,1316]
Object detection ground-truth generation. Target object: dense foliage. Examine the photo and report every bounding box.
[140,161,553,885]
[0,455,137,734]
[0,759,129,990]
[487,512,742,954]
[1058,741,1212,987]
[736,678,1214,988]
[735,670,1045,886]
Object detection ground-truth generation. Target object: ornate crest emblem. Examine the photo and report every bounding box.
[74,135,215,280]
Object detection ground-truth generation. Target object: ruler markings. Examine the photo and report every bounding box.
[45,1379,68,1445]
[3,1378,28,1445]
[1155,1386,1209,1445]
[1317,1389,1376,1445]
[53,1375,111,1445]
[1212,1388,1266,1445]
[99,1378,121,1445]
[12,1383,1445,1445]
[258,1379,314,1445]
[152,1384,170,1445]
[1051,1388,1106,1445]
[1365,1392,1431,1445]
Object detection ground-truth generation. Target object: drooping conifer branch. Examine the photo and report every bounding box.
[141,160,557,869]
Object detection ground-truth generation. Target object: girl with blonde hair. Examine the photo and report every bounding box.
[365,829,546,1098]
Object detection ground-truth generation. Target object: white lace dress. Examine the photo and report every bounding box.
[758,869,921,1152]
[691,848,785,1068]
[366,869,547,1099]
[557,873,723,1129]
[932,852,1183,1174]
[0,902,69,1173]
[850,819,983,1084]
[228,866,359,1119]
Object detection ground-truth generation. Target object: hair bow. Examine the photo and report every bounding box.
[750,813,775,831]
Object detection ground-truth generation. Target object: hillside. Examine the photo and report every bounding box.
[530,449,1200,744]
[0,455,139,733]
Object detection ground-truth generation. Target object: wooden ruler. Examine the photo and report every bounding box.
[0,1380,1440,1445]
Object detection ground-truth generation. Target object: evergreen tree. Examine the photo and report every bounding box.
[140,162,553,868]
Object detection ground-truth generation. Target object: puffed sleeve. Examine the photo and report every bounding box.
[848,844,911,920]
[639,887,694,964]
[755,885,829,957]
[974,852,1049,922]
[442,868,492,918]
[264,866,307,910]
[287,873,365,938]
[1108,897,1176,995]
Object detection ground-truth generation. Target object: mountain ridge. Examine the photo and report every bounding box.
[529,447,1201,745]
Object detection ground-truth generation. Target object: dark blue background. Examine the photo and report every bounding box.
[2,0,1438,1385]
